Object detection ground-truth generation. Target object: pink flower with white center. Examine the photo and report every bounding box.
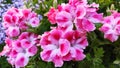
[13,38,38,57]
[18,32,38,57]
[3,14,19,29]
[19,32,39,45]
[0,32,39,68]
[1,7,40,68]
[40,29,71,67]
[40,28,88,67]
[3,8,40,38]
[3,8,21,26]
[29,17,40,27]
[63,30,87,61]
[41,39,70,67]
[21,9,40,27]
[6,26,20,37]
[64,30,88,49]
[100,13,120,42]
[46,0,102,33]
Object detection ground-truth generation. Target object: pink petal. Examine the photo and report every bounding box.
[69,0,87,6]
[59,39,70,56]
[104,34,118,42]
[12,15,19,23]
[3,15,12,23]
[7,58,15,66]
[74,49,85,61]
[50,49,59,58]
[13,40,23,52]
[10,50,18,58]
[82,19,96,32]
[27,46,38,56]
[104,16,114,24]
[48,29,62,44]
[14,40,22,48]
[75,19,85,32]
[55,11,72,27]
[41,44,57,50]
[29,17,40,27]
[19,22,28,30]
[57,24,73,32]
[115,25,120,35]
[63,31,74,42]
[5,38,12,47]
[22,9,31,17]
[47,7,57,24]
[40,32,51,46]
[88,12,103,23]
[53,55,63,67]
[99,24,111,33]
[21,39,31,48]
[76,37,88,49]
[15,53,29,67]
[7,27,20,37]
[19,32,29,40]
[75,5,86,19]
[70,47,76,58]
[0,45,10,56]
[40,50,52,61]
[62,52,72,61]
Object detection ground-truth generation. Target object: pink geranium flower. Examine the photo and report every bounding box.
[43,0,104,67]
[40,29,71,67]
[40,28,88,67]
[6,26,20,37]
[3,8,40,38]
[46,0,103,33]
[0,32,39,68]
[100,12,120,42]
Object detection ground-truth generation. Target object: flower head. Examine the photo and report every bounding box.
[100,11,120,42]
[47,0,103,33]
[0,32,39,68]
[40,28,88,67]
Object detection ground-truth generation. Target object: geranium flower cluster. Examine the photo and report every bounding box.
[100,11,120,42]
[0,8,40,68]
[40,29,88,67]
[47,0,103,33]
[3,8,40,37]
[0,0,24,23]
[40,0,103,67]
[0,0,24,44]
